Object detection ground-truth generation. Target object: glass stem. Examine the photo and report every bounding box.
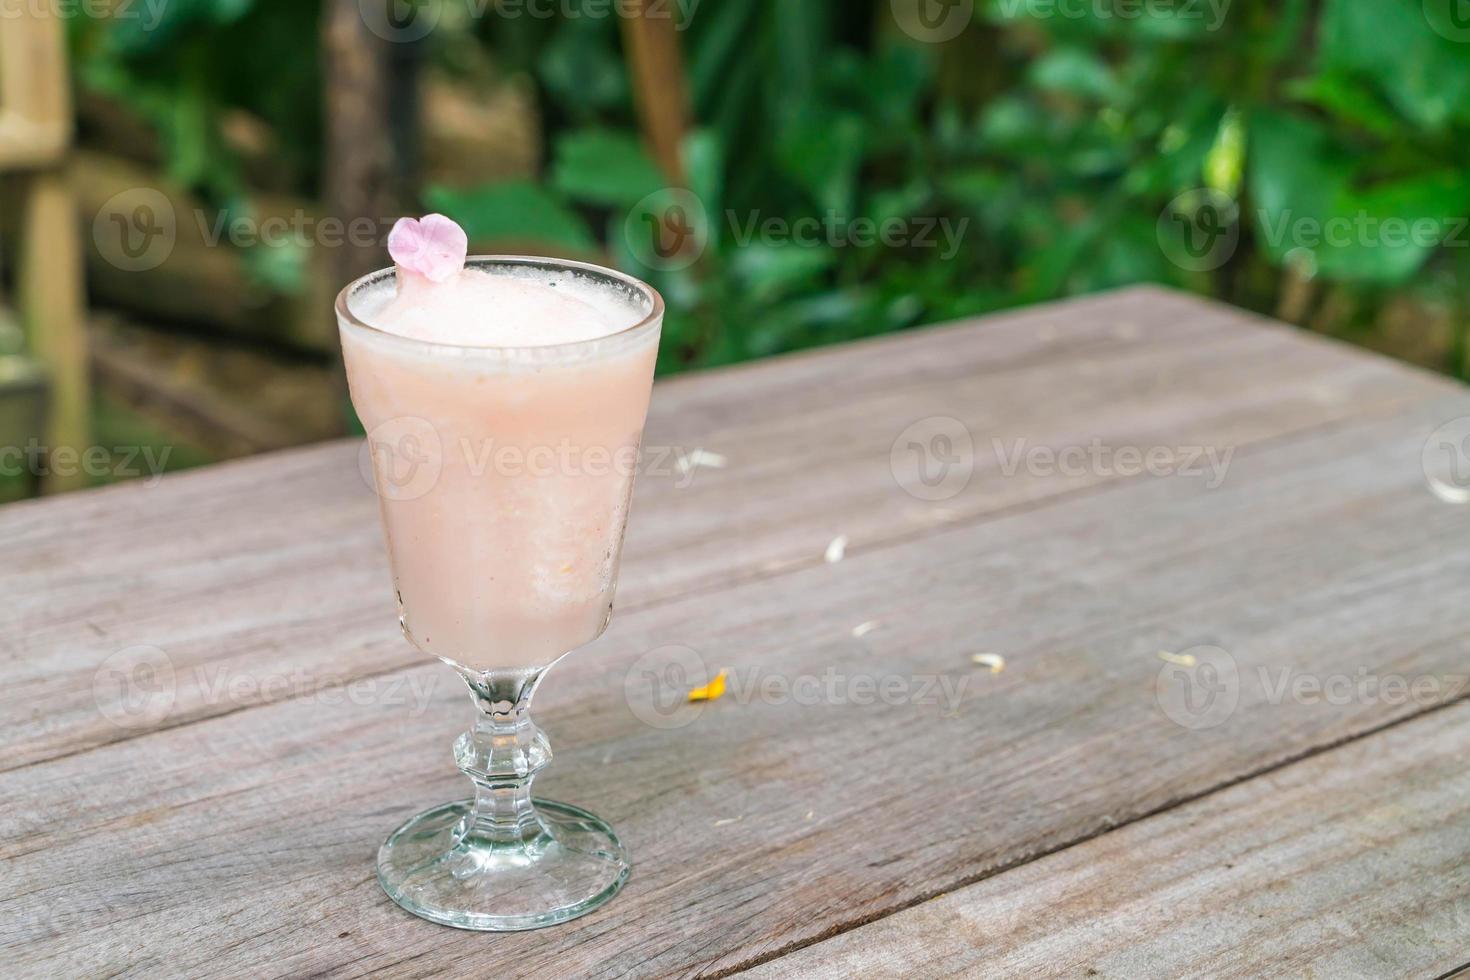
[453,665,551,847]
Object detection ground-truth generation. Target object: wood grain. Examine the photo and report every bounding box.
[747,702,1470,979]
[1,287,1457,768]
[3,336,1469,978]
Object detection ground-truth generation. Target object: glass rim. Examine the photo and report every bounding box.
[334,254,665,354]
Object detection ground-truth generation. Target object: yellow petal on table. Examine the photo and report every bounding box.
[971,653,1006,674]
[1157,650,1197,667]
[687,669,729,703]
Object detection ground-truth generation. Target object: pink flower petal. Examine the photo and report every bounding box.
[388,214,468,283]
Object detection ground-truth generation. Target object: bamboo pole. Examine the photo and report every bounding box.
[619,0,692,184]
[2,5,88,492]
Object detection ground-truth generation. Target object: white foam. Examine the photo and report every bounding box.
[356,265,647,348]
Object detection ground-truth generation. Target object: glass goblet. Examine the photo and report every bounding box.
[336,256,662,931]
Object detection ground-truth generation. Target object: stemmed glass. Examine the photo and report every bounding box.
[336,257,662,931]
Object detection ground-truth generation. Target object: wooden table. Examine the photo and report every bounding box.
[5,287,1470,977]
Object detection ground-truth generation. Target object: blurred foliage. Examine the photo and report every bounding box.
[72,0,1470,377]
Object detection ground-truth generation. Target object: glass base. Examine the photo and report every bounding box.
[377,798,630,931]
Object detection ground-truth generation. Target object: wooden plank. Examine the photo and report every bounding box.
[1,288,1455,766]
[15,169,89,494]
[3,390,1470,977]
[1,4,87,493]
[0,5,70,168]
[747,703,1470,979]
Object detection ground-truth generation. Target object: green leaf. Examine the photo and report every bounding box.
[866,182,933,226]
[1318,0,1470,131]
[772,0,826,110]
[729,242,837,303]
[1284,72,1404,140]
[1028,48,1120,102]
[854,44,933,127]
[426,182,596,252]
[551,129,667,208]
[682,128,725,226]
[537,22,629,119]
[1203,107,1245,199]
[689,0,760,115]
[1249,111,1470,285]
[1248,109,1347,254]
[775,110,866,216]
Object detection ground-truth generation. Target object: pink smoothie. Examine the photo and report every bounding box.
[340,262,660,671]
